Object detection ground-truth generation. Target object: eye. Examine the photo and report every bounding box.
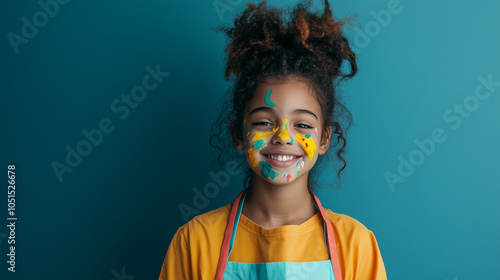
[253,122,272,126]
[296,123,313,129]
[253,122,272,127]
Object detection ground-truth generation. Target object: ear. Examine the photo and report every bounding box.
[318,126,332,155]
[230,121,244,150]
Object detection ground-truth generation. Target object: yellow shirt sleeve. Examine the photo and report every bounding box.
[327,210,387,279]
[158,226,192,280]
[355,229,386,279]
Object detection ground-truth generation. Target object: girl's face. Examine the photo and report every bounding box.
[233,79,332,185]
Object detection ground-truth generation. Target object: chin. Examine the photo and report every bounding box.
[257,170,301,185]
[264,178,295,185]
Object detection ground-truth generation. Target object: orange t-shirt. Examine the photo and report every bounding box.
[158,203,387,279]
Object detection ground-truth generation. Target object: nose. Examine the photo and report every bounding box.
[271,119,293,145]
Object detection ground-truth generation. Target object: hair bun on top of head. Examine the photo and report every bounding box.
[214,0,357,81]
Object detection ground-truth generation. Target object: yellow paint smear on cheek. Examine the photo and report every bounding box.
[295,133,317,161]
[248,147,258,167]
[251,127,279,142]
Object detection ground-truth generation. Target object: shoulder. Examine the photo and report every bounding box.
[324,209,368,230]
[188,203,231,228]
[324,209,387,278]
[324,209,375,244]
[162,204,233,279]
[175,203,232,242]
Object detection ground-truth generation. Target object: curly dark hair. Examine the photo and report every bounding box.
[209,0,358,192]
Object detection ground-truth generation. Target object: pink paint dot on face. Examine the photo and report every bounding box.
[314,128,317,138]
[286,173,292,182]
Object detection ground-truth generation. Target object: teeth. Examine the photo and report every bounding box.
[267,154,295,161]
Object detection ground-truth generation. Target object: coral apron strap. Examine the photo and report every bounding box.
[309,188,343,280]
[214,190,245,280]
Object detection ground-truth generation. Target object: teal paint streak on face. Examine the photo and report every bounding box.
[291,138,294,144]
[259,161,278,179]
[264,88,276,107]
[305,134,311,138]
[296,158,301,166]
[283,173,286,178]
[254,139,265,150]
[296,170,300,177]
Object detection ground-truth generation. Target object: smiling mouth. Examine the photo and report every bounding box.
[263,154,301,162]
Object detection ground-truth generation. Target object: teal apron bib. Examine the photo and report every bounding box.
[215,188,343,280]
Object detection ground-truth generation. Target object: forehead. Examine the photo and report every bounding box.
[246,80,322,118]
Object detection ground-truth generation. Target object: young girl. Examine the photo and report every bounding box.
[159,1,387,279]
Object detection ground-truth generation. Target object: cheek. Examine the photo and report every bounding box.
[254,139,265,149]
[244,129,276,167]
[295,133,317,161]
[259,161,279,180]
[242,127,253,147]
[247,148,258,167]
[285,159,305,182]
[245,128,278,151]
[242,126,258,167]
[244,135,258,167]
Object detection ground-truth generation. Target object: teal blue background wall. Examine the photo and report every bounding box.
[1,0,499,279]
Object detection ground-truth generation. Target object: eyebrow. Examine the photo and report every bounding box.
[248,107,318,120]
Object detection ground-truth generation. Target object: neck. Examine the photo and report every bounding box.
[241,173,318,229]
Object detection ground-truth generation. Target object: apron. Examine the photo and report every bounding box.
[214,188,343,280]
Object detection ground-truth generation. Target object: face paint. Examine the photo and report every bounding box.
[295,133,317,161]
[243,123,260,168]
[244,126,277,169]
[248,147,258,167]
[259,161,279,179]
[295,158,305,179]
[277,118,291,142]
[264,88,276,107]
[252,127,279,142]
[314,127,317,138]
[295,158,305,169]
[254,139,265,149]
[243,115,310,184]
[246,127,254,137]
